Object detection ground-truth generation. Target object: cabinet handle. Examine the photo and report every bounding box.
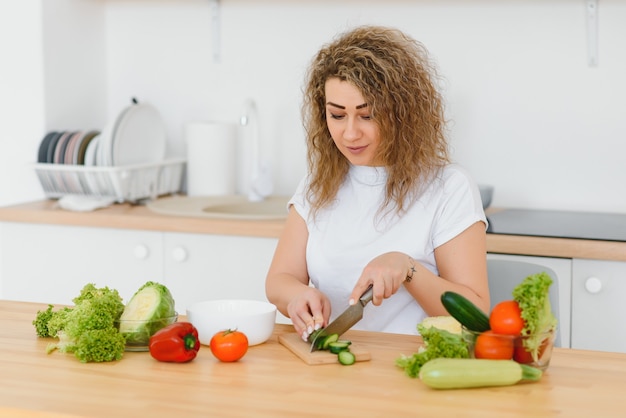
[172,247,188,262]
[134,244,150,260]
[584,276,602,294]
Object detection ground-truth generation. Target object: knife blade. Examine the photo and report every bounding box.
[309,285,374,352]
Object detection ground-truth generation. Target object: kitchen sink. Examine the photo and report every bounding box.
[147,195,290,220]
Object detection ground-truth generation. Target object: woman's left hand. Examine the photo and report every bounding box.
[349,251,413,306]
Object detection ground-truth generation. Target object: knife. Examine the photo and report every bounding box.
[309,285,374,352]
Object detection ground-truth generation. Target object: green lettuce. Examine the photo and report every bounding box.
[396,322,469,378]
[512,272,558,361]
[33,284,126,363]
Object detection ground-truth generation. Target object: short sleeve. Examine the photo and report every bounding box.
[431,165,488,249]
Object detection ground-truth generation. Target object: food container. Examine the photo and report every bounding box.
[186,300,277,346]
[116,313,179,352]
[461,326,556,371]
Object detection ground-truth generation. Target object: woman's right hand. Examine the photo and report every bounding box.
[287,287,331,342]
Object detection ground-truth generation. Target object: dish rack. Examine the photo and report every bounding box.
[32,159,186,203]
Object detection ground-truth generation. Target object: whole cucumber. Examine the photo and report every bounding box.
[440,291,490,332]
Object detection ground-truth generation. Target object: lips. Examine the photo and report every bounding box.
[346,145,368,155]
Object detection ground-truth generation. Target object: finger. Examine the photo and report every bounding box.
[307,300,327,331]
[371,283,385,306]
[287,303,312,340]
[349,277,373,306]
[380,276,391,299]
[319,298,332,328]
[294,318,312,341]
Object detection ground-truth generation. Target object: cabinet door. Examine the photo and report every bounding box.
[487,253,572,348]
[0,222,162,305]
[572,259,626,353]
[163,232,289,323]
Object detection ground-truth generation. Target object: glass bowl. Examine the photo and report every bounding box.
[461,326,556,371]
[115,313,178,352]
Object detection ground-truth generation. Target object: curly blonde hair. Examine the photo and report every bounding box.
[302,25,450,217]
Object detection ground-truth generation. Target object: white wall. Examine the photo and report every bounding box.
[2,0,626,213]
[0,1,46,207]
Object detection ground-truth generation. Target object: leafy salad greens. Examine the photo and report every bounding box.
[512,272,558,361]
[396,318,469,378]
[32,281,176,363]
[33,283,126,363]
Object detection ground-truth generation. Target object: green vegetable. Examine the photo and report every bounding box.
[322,333,339,350]
[118,281,176,345]
[419,358,542,389]
[311,332,356,364]
[328,341,352,354]
[440,291,490,332]
[396,321,469,378]
[33,304,56,337]
[419,316,462,335]
[45,306,73,337]
[512,272,557,362]
[338,350,356,365]
[33,283,126,363]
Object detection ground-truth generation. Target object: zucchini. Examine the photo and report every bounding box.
[440,291,490,332]
[419,358,542,389]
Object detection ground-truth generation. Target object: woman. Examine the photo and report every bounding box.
[266,25,489,342]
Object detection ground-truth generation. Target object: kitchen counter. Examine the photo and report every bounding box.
[1,199,626,261]
[3,300,626,417]
[0,199,285,238]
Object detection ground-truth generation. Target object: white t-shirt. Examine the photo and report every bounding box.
[289,164,487,335]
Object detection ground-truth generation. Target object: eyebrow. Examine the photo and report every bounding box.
[326,102,368,110]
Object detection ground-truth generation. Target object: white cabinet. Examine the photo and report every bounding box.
[0,222,162,305]
[163,232,276,311]
[0,222,290,324]
[162,232,289,323]
[487,253,572,349]
[571,259,626,353]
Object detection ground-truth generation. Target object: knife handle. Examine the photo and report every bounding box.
[359,285,374,306]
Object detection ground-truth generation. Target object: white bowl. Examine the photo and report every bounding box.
[186,299,277,346]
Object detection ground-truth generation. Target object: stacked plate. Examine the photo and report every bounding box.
[37,130,101,166]
[37,101,167,168]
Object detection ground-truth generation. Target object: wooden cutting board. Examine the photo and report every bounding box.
[278,333,371,365]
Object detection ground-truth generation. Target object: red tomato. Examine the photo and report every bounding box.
[474,330,514,360]
[513,343,534,364]
[513,337,550,364]
[489,300,524,335]
[209,329,249,362]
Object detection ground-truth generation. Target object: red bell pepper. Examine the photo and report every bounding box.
[149,322,200,363]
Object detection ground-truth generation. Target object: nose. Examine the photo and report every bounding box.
[343,117,361,141]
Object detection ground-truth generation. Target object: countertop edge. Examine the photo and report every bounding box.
[2,200,626,261]
[0,200,285,239]
[486,233,626,262]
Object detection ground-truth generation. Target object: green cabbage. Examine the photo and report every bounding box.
[118,281,176,344]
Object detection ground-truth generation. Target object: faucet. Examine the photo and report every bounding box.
[240,99,273,201]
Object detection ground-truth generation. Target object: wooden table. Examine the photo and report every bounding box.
[2,300,626,417]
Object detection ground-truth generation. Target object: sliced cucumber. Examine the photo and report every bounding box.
[322,333,339,350]
[338,350,356,365]
[328,341,351,354]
